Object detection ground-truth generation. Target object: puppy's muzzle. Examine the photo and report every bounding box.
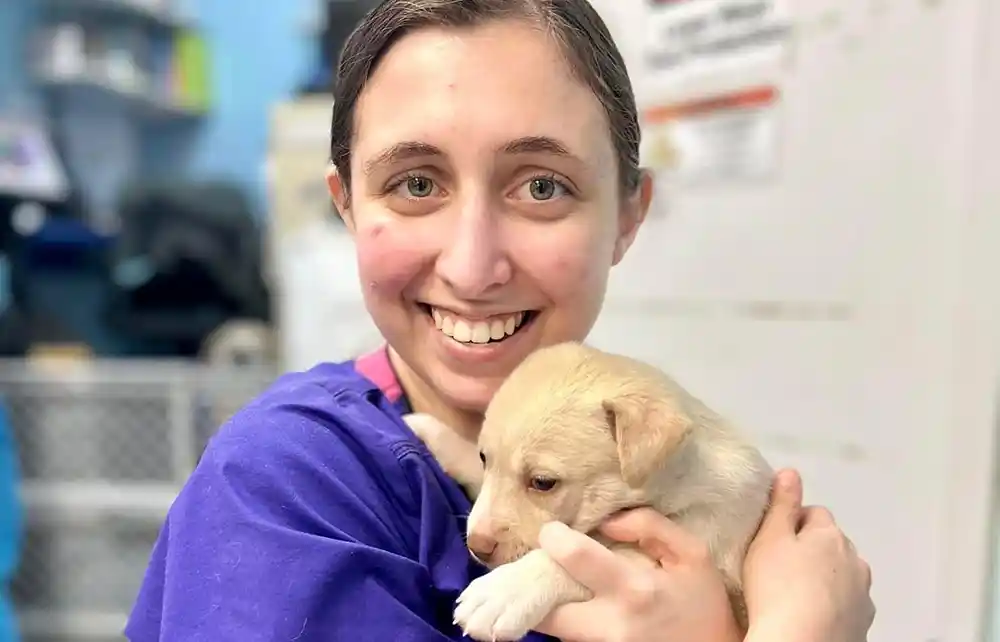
[467,532,498,565]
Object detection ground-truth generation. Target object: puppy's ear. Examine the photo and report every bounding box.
[603,392,693,488]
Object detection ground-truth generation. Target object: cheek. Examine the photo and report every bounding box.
[528,236,611,300]
[509,494,567,550]
[572,480,624,530]
[354,220,431,295]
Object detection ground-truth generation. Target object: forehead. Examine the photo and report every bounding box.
[352,20,613,171]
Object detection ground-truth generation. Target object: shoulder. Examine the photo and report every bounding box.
[194,360,427,545]
[213,360,410,462]
[126,361,471,641]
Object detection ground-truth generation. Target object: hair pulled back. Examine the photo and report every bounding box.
[329,0,641,196]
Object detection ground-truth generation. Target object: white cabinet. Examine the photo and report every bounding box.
[266,98,382,372]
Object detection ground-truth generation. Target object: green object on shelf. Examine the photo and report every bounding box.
[42,0,191,30]
[174,29,211,114]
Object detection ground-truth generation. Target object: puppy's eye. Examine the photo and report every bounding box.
[529,476,559,492]
[479,451,486,466]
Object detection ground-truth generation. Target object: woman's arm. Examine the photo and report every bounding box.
[126,399,464,642]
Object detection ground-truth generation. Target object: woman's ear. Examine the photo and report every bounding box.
[613,169,654,266]
[326,165,355,232]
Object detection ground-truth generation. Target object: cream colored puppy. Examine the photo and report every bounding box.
[406,342,773,642]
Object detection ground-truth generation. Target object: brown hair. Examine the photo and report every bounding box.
[329,0,641,196]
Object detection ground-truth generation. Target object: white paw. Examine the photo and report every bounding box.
[403,413,444,446]
[454,564,556,642]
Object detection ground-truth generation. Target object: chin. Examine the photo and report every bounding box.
[427,367,506,415]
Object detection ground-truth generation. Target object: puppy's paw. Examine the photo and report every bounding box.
[404,413,483,496]
[455,563,558,642]
[403,413,447,447]
[404,414,471,461]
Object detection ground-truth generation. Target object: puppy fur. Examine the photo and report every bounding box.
[407,341,773,641]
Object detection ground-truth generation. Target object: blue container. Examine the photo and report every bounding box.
[0,400,22,642]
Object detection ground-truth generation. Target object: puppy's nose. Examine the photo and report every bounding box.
[467,532,498,563]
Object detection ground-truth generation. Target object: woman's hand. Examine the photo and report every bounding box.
[533,511,741,642]
[743,469,875,642]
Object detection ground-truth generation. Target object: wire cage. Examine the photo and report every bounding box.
[0,358,277,642]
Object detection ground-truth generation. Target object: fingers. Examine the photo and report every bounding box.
[539,521,628,593]
[535,602,603,642]
[798,505,836,530]
[860,556,873,590]
[839,531,873,590]
[754,468,804,541]
[600,508,708,566]
[797,506,873,592]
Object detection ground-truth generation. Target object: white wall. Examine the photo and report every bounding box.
[589,1,1000,640]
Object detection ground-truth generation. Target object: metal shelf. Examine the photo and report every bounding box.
[19,607,127,639]
[20,480,179,521]
[5,359,274,641]
[41,0,194,30]
[35,70,206,120]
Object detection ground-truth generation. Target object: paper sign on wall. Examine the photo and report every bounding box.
[644,0,792,79]
[641,85,781,184]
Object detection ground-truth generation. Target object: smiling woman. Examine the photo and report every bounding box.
[124,2,874,642]
[326,14,649,424]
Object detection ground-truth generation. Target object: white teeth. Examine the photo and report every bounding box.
[430,307,529,345]
[489,319,505,341]
[470,323,491,344]
[452,320,472,343]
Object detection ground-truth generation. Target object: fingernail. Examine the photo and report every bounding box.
[538,521,568,547]
[777,469,797,490]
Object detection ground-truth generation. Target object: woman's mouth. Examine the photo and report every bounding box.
[420,304,537,345]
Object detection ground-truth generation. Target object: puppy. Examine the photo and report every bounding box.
[406,341,773,642]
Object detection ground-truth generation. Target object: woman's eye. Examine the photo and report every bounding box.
[399,175,435,198]
[529,476,558,492]
[517,177,567,202]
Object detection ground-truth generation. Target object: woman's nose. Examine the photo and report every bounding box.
[435,208,512,299]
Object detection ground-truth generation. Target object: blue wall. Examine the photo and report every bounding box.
[183,0,315,208]
[0,1,39,110]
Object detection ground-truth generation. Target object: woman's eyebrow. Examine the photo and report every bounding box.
[364,141,443,175]
[362,136,584,176]
[498,135,579,160]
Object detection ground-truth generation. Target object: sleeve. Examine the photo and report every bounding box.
[125,396,464,642]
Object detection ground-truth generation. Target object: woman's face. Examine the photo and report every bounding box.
[329,20,651,413]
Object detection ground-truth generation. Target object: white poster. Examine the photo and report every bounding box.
[641,84,781,184]
[643,0,792,81]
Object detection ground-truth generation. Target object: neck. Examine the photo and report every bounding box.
[388,347,482,443]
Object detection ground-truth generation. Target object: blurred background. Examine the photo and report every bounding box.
[0,0,998,641]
